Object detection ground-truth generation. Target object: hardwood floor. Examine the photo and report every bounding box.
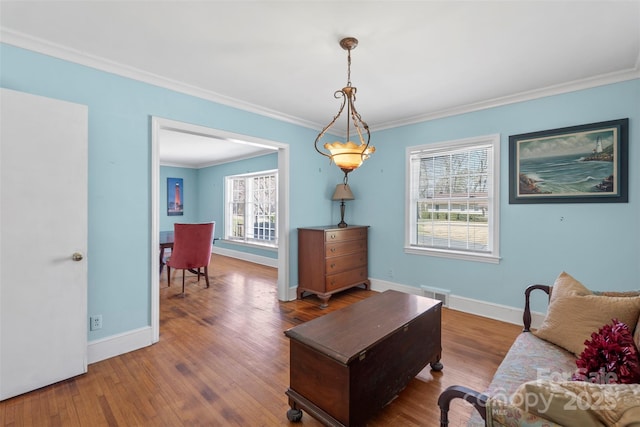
[1,255,521,426]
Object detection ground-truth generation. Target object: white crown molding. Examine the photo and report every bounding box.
[2,28,638,133]
[0,29,323,131]
[376,67,640,131]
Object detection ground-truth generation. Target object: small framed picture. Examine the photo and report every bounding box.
[167,177,184,215]
[509,118,628,204]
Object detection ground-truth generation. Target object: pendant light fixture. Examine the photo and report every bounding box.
[314,37,375,183]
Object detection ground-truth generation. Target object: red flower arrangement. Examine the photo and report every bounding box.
[572,318,640,384]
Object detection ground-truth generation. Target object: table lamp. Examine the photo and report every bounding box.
[332,184,355,228]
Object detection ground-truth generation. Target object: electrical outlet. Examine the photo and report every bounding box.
[90,315,102,331]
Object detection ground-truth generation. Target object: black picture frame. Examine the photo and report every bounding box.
[509,118,628,204]
[167,177,184,215]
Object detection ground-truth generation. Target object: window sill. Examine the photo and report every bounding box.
[404,246,500,264]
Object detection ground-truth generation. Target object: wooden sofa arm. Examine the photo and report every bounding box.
[437,385,488,426]
[522,284,550,332]
[437,284,551,425]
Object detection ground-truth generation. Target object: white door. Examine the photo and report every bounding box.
[0,88,88,400]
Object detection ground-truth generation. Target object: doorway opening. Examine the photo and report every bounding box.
[150,117,290,343]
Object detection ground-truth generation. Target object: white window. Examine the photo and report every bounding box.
[405,134,500,263]
[225,170,278,248]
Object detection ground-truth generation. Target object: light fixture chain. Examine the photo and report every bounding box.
[347,48,352,87]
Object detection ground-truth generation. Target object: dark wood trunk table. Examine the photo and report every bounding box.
[284,290,442,426]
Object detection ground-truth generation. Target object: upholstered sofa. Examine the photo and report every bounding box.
[438,272,640,427]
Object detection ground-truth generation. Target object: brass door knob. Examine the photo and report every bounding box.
[72,252,84,261]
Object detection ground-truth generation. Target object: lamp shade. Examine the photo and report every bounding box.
[324,141,375,172]
[332,184,355,201]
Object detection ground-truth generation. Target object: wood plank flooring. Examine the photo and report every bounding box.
[1,255,521,426]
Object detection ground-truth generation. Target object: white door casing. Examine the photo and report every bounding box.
[0,88,88,400]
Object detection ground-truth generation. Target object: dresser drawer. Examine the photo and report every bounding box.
[325,267,368,292]
[325,239,367,257]
[325,251,367,274]
[325,227,367,242]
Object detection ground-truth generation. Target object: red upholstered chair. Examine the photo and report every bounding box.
[166,222,215,295]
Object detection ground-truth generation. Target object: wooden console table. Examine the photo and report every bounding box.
[284,290,443,426]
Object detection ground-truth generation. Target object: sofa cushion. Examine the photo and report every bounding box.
[533,272,640,356]
[484,332,577,397]
[467,332,577,426]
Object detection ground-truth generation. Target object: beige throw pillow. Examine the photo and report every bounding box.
[533,272,640,356]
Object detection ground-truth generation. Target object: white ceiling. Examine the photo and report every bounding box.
[1,1,639,167]
[159,128,276,168]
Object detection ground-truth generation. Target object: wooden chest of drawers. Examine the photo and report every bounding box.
[297,226,369,308]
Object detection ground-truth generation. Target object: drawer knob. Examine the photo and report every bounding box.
[330,263,336,269]
[330,248,336,253]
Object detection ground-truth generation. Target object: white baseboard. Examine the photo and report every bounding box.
[287,285,298,301]
[369,278,546,328]
[211,246,278,268]
[287,277,545,328]
[88,326,154,364]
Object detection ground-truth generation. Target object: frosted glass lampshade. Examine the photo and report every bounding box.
[324,141,375,172]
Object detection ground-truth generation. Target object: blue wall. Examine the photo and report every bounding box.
[2,42,638,342]
[358,80,639,310]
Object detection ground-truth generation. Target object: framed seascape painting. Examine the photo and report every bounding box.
[509,118,628,204]
[167,177,184,215]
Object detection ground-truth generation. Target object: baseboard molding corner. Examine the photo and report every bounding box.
[88,326,154,364]
[287,286,298,301]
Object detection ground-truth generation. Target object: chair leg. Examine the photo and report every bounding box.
[167,266,171,286]
[204,266,210,288]
[181,270,185,295]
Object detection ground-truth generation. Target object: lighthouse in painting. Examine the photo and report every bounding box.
[174,182,181,210]
[167,177,184,216]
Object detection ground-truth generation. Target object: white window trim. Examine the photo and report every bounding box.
[224,169,278,249]
[404,134,501,264]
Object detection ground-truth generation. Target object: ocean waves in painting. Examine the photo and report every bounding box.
[519,154,613,194]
